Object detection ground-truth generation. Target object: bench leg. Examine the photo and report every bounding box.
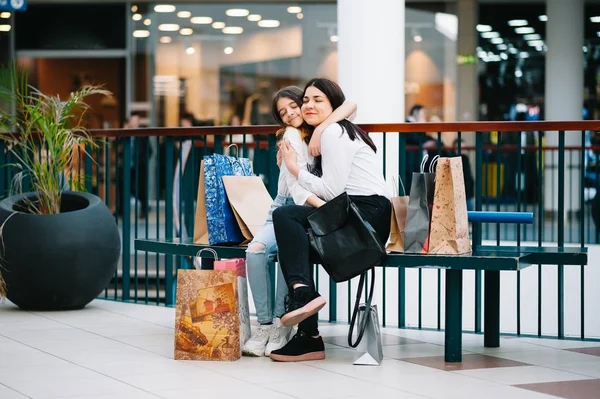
[445,269,463,362]
[484,270,500,348]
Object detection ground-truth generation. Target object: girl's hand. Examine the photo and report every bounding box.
[276,147,283,168]
[281,141,299,176]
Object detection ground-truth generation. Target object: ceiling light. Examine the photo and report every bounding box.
[224,47,234,55]
[287,6,302,13]
[481,31,499,39]
[248,14,261,22]
[297,13,304,20]
[212,22,225,29]
[523,34,541,41]
[180,28,193,36]
[597,32,600,37]
[131,5,137,13]
[226,9,249,17]
[0,12,11,18]
[539,15,548,22]
[177,11,191,18]
[158,24,180,32]
[160,36,172,44]
[515,69,523,78]
[497,44,508,50]
[508,47,518,54]
[133,30,150,38]
[528,40,544,47]
[476,24,492,32]
[500,53,508,60]
[330,35,339,42]
[258,20,280,28]
[154,5,176,13]
[478,51,487,58]
[508,19,528,27]
[536,46,544,52]
[191,16,213,24]
[132,13,142,21]
[143,19,151,26]
[515,27,535,34]
[490,38,503,44]
[413,35,422,43]
[519,52,529,58]
[186,46,195,55]
[222,26,244,34]
[0,24,11,32]
[591,16,600,23]
[584,46,588,53]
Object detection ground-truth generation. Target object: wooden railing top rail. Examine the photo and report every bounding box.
[89,121,600,138]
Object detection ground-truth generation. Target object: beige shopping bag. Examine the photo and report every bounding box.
[428,157,472,255]
[193,161,209,244]
[222,175,273,244]
[386,176,409,253]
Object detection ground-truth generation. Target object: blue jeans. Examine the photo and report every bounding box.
[246,195,294,324]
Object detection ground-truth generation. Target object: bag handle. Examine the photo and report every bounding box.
[227,143,239,158]
[429,155,440,173]
[348,267,376,348]
[420,154,429,173]
[194,248,219,270]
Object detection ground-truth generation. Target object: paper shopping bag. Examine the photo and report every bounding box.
[214,257,251,350]
[428,157,472,255]
[193,161,209,244]
[222,175,273,243]
[353,304,384,366]
[174,269,241,361]
[386,176,409,253]
[404,155,438,254]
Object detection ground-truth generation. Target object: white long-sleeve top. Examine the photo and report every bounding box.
[297,123,391,201]
[277,127,315,205]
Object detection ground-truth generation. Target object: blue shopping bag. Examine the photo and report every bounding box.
[204,154,253,245]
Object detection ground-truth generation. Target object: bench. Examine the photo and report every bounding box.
[134,238,588,363]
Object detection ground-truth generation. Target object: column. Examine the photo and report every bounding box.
[337,0,405,179]
[544,0,584,213]
[456,0,478,123]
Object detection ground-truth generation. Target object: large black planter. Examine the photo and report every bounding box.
[0,191,121,310]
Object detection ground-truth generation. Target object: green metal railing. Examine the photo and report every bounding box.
[1,121,598,339]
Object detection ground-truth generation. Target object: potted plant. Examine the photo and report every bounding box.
[0,64,121,310]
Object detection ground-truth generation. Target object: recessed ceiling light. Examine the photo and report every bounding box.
[191,16,213,24]
[519,52,529,58]
[131,5,138,12]
[177,11,191,18]
[158,24,180,32]
[132,13,142,21]
[133,30,150,38]
[0,12,11,18]
[523,34,541,41]
[154,5,176,13]
[212,22,226,29]
[500,53,508,60]
[490,38,503,44]
[297,13,304,20]
[330,35,339,42]
[515,27,535,34]
[591,16,600,23]
[508,19,528,27]
[180,28,193,36]
[186,46,195,55]
[481,31,499,38]
[528,40,544,47]
[143,19,151,26]
[476,24,492,32]
[539,15,548,22]
[224,47,234,55]
[509,47,518,54]
[497,44,508,50]
[413,35,423,42]
[287,6,302,13]
[258,20,280,28]
[160,36,172,44]
[226,9,249,17]
[0,24,11,32]
[248,14,261,22]
[222,26,244,34]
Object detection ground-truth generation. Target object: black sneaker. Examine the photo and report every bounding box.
[280,286,326,327]
[269,330,325,362]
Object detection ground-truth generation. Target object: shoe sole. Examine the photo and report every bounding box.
[280,296,326,327]
[269,351,326,362]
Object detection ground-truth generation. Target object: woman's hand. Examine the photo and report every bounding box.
[281,140,300,176]
[308,128,323,157]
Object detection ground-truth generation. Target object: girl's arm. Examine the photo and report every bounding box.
[308,101,357,157]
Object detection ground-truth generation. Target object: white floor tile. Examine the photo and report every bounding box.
[516,337,600,350]
[112,334,173,347]
[1,327,98,343]
[54,393,162,399]
[546,360,600,378]
[490,349,600,368]
[382,343,453,359]
[115,370,240,392]
[158,383,297,399]
[454,365,593,385]
[86,359,199,378]
[5,376,142,399]
[0,384,29,399]
[429,383,562,399]
[0,364,100,384]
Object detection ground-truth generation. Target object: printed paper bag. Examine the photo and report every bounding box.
[404,155,438,253]
[193,161,209,244]
[214,257,251,350]
[428,157,472,255]
[222,175,273,244]
[386,176,409,253]
[174,269,241,361]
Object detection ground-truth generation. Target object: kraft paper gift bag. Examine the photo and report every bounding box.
[222,175,273,244]
[428,157,472,255]
[193,160,209,245]
[386,176,409,253]
[174,267,241,361]
[404,155,439,254]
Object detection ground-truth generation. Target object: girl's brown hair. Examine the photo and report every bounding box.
[271,86,311,144]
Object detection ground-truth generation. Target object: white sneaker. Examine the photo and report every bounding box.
[243,324,272,357]
[265,318,294,356]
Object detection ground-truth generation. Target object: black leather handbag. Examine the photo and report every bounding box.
[306,192,386,283]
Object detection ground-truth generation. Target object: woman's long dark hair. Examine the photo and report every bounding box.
[303,78,377,153]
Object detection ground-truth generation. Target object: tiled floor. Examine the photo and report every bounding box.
[1,300,600,399]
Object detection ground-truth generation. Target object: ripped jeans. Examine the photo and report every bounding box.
[246,195,295,324]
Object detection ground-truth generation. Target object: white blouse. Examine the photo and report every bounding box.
[277,127,315,205]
